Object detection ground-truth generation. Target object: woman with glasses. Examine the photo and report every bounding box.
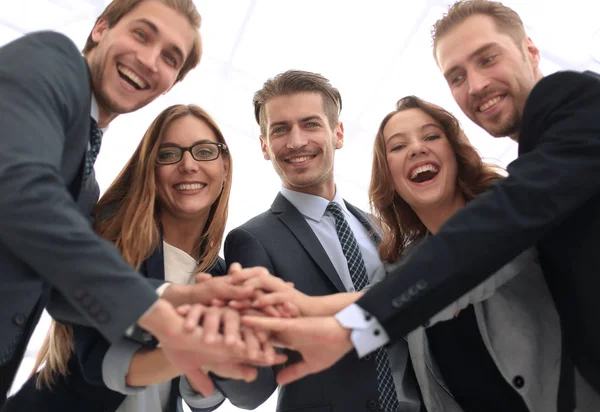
[3,104,238,412]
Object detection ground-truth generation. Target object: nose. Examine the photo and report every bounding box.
[178,151,199,173]
[468,68,491,96]
[137,45,160,73]
[286,126,308,150]
[408,141,429,159]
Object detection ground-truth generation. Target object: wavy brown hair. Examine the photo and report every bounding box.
[369,95,504,262]
[83,0,203,83]
[33,104,232,388]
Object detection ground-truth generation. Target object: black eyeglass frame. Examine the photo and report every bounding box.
[156,142,228,165]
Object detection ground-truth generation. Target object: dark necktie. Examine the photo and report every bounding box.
[326,202,400,412]
[85,118,103,179]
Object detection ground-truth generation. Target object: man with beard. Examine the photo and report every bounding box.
[218,70,421,412]
[0,0,261,404]
[241,1,600,410]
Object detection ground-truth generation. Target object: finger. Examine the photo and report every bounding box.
[210,298,226,307]
[229,266,270,285]
[185,369,215,396]
[241,315,294,333]
[184,305,205,332]
[261,339,276,364]
[227,262,242,274]
[243,273,289,292]
[281,302,302,318]
[176,304,192,316]
[252,292,289,308]
[241,327,260,361]
[195,273,212,283]
[228,299,253,310]
[276,361,315,386]
[262,305,282,318]
[222,309,241,347]
[202,308,222,344]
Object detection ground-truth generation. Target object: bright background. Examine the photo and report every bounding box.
[2,0,599,410]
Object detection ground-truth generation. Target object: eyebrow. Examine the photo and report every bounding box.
[269,115,324,130]
[135,18,186,64]
[442,42,498,79]
[159,139,216,147]
[385,123,442,143]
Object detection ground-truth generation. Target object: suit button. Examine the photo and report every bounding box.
[13,313,27,326]
[364,354,372,361]
[366,399,378,411]
[97,312,110,324]
[513,375,525,389]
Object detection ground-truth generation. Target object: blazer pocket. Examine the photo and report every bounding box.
[278,403,332,412]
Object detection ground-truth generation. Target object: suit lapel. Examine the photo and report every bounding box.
[345,201,382,244]
[271,193,346,292]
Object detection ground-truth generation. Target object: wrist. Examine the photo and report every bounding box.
[161,283,191,307]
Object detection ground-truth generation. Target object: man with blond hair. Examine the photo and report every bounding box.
[242,2,600,410]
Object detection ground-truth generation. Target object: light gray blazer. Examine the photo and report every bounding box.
[400,247,564,412]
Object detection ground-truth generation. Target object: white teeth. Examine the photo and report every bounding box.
[479,96,503,112]
[175,183,206,191]
[410,164,439,180]
[288,156,313,163]
[117,64,148,89]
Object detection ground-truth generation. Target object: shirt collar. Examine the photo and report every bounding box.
[90,94,109,133]
[280,185,348,222]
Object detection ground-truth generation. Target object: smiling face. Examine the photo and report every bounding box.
[436,14,541,140]
[260,92,343,198]
[155,115,228,222]
[385,108,462,212]
[86,0,196,127]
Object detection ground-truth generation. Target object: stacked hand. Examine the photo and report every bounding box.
[138,263,357,395]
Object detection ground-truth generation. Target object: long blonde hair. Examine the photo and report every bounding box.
[369,95,504,262]
[33,104,232,388]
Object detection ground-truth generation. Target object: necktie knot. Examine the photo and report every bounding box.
[326,201,345,221]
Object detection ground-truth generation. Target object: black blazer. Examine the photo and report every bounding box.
[356,71,600,396]
[219,193,381,412]
[2,246,227,412]
[0,32,158,391]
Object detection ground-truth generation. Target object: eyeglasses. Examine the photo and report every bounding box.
[156,142,227,165]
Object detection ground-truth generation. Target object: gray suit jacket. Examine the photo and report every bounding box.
[0,32,157,374]
[219,193,381,412]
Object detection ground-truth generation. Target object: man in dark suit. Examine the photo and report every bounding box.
[215,70,421,412]
[0,0,261,404]
[240,1,600,410]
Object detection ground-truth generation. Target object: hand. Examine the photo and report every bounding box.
[241,315,354,385]
[176,304,287,366]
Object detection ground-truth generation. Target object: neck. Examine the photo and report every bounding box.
[160,211,209,260]
[284,177,336,201]
[97,105,118,129]
[413,193,466,235]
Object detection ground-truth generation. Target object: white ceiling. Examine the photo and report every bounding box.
[3,1,599,410]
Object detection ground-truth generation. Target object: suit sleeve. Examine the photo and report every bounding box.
[205,227,277,409]
[356,71,600,343]
[0,32,157,343]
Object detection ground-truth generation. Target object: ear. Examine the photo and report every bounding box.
[334,122,344,150]
[524,37,540,69]
[260,135,271,160]
[91,18,110,44]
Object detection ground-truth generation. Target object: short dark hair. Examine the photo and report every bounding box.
[253,70,342,136]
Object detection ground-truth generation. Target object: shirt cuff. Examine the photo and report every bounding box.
[335,303,390,357]
[124,283,170,337]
